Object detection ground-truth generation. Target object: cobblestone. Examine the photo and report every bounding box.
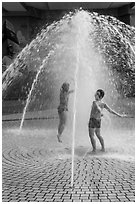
[2,147,135,202]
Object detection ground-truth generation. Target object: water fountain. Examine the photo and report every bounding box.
[2,10,135,187]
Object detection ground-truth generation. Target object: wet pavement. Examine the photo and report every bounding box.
[2,106,135,202]
[2,146,135,202]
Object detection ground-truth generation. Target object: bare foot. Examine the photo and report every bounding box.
[92,149,96,154]
[57,135,62,143]
[101,148,105,152]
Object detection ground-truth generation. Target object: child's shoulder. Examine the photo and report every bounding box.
[99,100,106,107]
[100,100,105,104]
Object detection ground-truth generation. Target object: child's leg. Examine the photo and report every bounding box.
[57,111,67,142]
[88,128,96,152]
[95,128,105,151]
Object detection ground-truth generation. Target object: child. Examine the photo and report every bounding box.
[88,89,126,152]
[57,82,74,143]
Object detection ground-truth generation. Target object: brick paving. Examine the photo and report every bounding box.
[2,147,135,202]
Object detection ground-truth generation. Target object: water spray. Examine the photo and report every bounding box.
[71,25,81,188]
[19,49,55,130]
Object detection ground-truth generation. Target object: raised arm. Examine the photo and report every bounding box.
[68,90,74,94]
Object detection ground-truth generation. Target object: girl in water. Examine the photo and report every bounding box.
[57,82,74,142]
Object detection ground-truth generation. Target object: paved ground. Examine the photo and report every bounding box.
[2,105,135,202]
[2,146,135,202]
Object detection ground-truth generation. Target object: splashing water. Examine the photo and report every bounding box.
[19,49,56,130]
[2,10,135,107]
[2,10,135,187]
[71,16,81,187]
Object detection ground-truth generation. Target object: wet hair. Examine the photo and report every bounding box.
[96,89,105,99]
[61,82,69,92]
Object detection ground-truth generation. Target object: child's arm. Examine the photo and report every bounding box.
[68,90,74,94]
[104,103,125,117]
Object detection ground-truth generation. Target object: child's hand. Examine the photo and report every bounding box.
[69,90,74,94]
[124,114,134,118]
[121,114,127,118]
[120,114,134,118]
[118,114,126,118]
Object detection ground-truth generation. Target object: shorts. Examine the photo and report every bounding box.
[88,118,101,128]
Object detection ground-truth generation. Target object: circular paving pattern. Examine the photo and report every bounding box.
[2,147,135,202]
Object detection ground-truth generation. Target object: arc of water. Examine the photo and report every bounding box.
[71,27,80,187]
[113,26,135,55]
[112,25,135,55]
[19,49,55,130]
[102,20,135,55]
[93,14,135,55]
